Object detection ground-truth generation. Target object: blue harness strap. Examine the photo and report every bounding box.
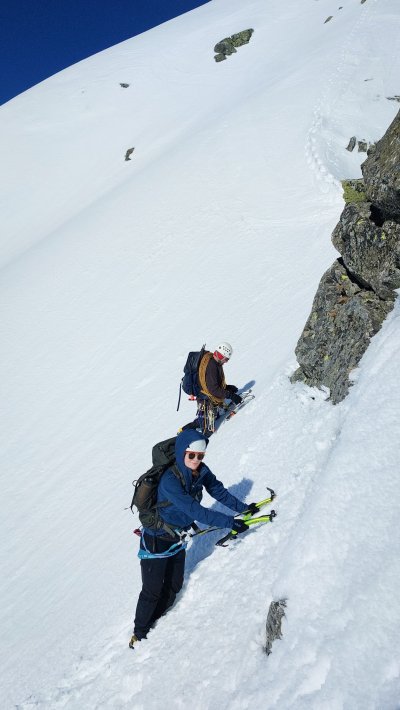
[138,532,188,560]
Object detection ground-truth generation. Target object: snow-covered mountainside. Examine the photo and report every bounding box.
[1,1,399,707]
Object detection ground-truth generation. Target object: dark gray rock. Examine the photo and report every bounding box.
[214,29,254,60]
[387,96,400,103]
[231,29,254,47]
[324,16,333,23]
[124,147,135,161]
[361,109,400,218]
[214,38,237,56]
[346,136,357,152]
[120,83,130,88]
[332,202,400,299]
[266,600,286,655]
[357,140,369,153]
[291,260,395,403]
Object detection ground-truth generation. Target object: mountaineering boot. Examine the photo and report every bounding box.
[129,633,140,649]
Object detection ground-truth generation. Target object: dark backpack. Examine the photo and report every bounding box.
[177,343,206,410]
[130,436,185,536]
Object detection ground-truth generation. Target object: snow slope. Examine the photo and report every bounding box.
[1,0,399,707]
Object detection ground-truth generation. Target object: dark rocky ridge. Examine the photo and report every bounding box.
[361,111,400,219]
[291,109,400,403]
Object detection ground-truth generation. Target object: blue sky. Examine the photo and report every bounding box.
[1,0,209,105]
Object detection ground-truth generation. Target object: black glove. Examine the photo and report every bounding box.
[227,384,238,393]
[231,519,248,535]
[244,502,258,516]
[229,391,242,405]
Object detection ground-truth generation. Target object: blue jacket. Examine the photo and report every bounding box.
[148,429,247,535]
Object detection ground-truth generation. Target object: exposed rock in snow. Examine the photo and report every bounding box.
[214,29,253,62]
[292,111,400,402]
[265,599,286,655]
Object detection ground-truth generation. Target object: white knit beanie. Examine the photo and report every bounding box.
[186,439,207,453]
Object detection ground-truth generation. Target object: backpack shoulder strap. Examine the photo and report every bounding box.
[198,351,211,392]
[170,463,186,490]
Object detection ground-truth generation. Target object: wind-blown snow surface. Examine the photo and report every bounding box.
[1,0,399,707]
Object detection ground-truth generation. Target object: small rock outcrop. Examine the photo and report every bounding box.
[346,136,357,152]
[291,109,400,403]
[346,136,374,153]
[214,29,254,62]
[265,599,286,655]
[124,147,135,161]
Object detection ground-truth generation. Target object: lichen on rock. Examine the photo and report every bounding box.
[230,29,254,46]
[214,29,254,62]
[214,38,237,56]
[341,179,366,203]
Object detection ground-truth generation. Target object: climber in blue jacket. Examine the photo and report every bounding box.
[130,429,257,648]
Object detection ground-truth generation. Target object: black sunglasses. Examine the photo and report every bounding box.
[185,451,205,461]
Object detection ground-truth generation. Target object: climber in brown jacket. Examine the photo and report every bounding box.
[181,342,242,436]
[198,344,241,405]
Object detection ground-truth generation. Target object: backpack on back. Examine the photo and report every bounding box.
[177,343,206,410]
[130,436,185,536]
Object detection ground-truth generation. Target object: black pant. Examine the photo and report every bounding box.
[134,533,186,640]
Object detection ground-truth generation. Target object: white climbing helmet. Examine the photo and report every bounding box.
[214,342,233,360]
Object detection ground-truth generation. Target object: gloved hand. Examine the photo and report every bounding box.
[227,384,238,393]
[229,391,242,405]
[231,518,248,535]
[244,502,258,516]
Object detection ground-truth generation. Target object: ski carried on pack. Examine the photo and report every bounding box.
[186,487,276,546]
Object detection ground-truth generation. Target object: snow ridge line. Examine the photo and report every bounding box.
[305,0,378,194]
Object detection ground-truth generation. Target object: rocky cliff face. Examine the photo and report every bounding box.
[291,110,400,403]
[361,113,400,220]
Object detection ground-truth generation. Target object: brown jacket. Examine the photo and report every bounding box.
[198,351,228,405]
